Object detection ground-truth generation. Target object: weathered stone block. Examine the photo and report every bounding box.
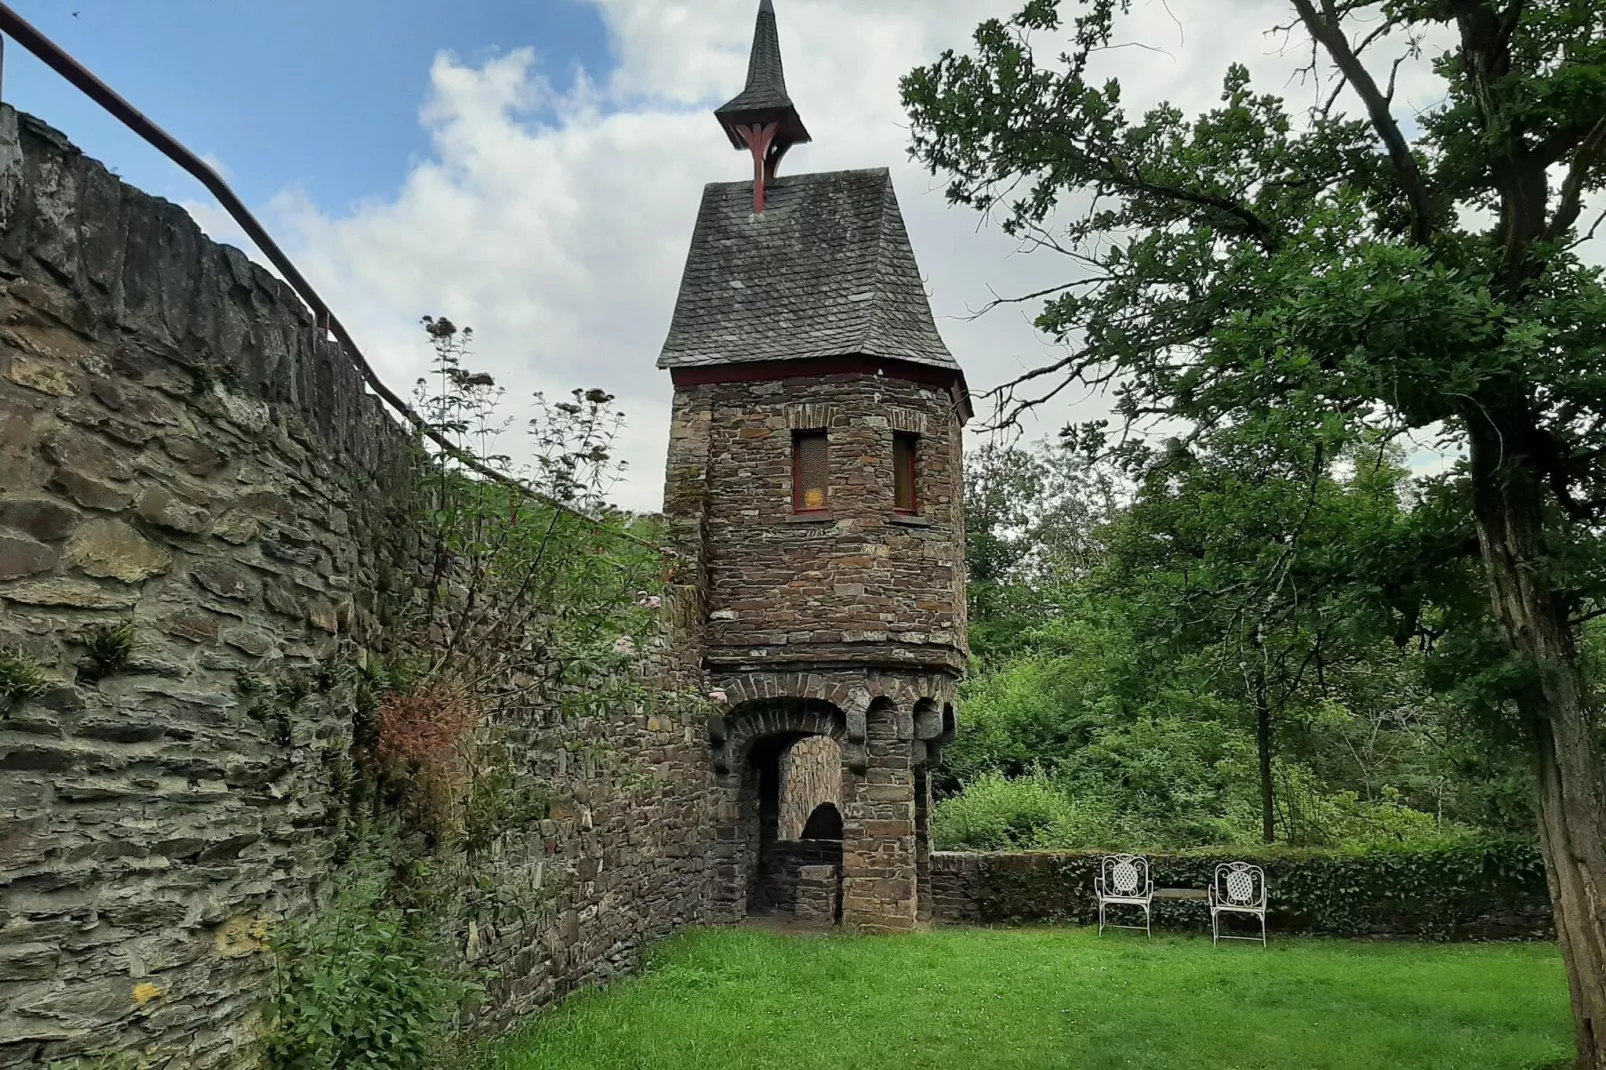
[5,354,81,397]
[189,560,259,602]
[161,433,228,475]
[63,518,171,582]
[0,531,55,579]
[2,577,138,609]
[0,496,81,540]
[50,469,133,512]
[41,427,133,482]
[135,488,209,535]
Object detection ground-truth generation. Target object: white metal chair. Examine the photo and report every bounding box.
[1209,861,1269,946]
[1094,854,1153,937]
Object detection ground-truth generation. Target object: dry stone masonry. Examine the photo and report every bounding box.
[0,105,728,1067]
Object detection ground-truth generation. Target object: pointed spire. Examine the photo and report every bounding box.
[716,0,811,213]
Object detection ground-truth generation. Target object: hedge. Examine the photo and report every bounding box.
[929,840,1552,940]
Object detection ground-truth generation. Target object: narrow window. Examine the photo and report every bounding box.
[793,431,829,512]
[893,433,918,513]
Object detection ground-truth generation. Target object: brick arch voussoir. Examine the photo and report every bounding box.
[709,693,847,775]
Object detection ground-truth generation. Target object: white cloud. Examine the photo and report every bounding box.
[244,0,1451,512]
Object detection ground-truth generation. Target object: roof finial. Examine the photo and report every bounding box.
[715,0,811,213]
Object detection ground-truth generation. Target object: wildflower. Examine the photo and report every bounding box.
[709,688,729,704]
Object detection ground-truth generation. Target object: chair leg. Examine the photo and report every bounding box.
[1211,910,1218,946]
[1098,902,1104,936]
[1260,911,1267,947]
[1144,905,1151,939]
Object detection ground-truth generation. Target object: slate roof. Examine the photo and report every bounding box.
[657,168,961,374]
[718,0,793,118]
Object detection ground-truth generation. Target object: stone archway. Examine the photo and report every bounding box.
[711,698,847,920]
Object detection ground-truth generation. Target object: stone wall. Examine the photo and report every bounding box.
[748,838,840,917]
[0,106,724,1068]
[668,373,966,674]
[930,846,1555,940]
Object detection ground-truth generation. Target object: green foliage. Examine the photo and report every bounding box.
[946,840,1552,940]
[935,760,1450,853]
[78,621,137,682]
[482,927,1571,1069]
[239,671,313,748]
[0,647,49,711]
[261,829,479,1070]
[462,740,552,857]
[947,432,1533,850]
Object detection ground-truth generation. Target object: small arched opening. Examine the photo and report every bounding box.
[800,801,844,840]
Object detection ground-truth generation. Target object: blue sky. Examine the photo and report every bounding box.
[3,0,610,209]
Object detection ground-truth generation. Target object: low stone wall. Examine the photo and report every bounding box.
[749,839,841,916]
[0,106,725,1068]
[931,843,1554,940]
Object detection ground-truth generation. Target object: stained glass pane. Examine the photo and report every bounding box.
[795,432,828,511]
[894,434,916,512]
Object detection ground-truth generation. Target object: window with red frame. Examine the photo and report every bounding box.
[893,433,918,513]
[793,431,829,512]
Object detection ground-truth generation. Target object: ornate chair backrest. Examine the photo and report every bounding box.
[1099,854,1150,897]
[1214,861,1267,908]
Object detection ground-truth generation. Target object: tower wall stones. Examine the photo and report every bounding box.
[0,106,726,1068]
[663,370,965,932]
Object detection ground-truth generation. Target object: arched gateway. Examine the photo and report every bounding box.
[655,0,968,933]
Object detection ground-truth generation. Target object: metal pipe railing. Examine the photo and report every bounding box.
[0,3,665,553]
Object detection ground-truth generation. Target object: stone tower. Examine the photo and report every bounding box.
[659,0,968,932]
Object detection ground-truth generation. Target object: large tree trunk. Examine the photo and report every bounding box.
[1469,421,1606,1070]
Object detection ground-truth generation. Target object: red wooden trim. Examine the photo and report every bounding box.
[734,121,779,214]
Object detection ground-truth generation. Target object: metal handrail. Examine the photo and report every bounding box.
[0,4,666,554]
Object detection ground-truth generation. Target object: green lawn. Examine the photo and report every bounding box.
[483,925,1573,1070]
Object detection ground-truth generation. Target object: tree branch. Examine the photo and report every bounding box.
[1292,0,1434,244]
[1544,116,1606,242]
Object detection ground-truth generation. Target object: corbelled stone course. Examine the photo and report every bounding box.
[0,105,726,1068]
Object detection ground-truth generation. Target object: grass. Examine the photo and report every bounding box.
[483,925,1573,1070]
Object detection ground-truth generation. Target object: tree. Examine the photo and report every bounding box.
[1107,431,1414,843]
[965,439,1121,661]
[904,2,1606,1062]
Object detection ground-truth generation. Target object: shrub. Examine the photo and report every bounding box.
[261,834,478,1070]
[933,770,1124,851]
[933,839,1552,939]
[372,687,478,844]
[933,765,1464,852]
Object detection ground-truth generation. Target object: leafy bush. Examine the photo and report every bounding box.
[934,763,1465,852]
[261,836,478,1070]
